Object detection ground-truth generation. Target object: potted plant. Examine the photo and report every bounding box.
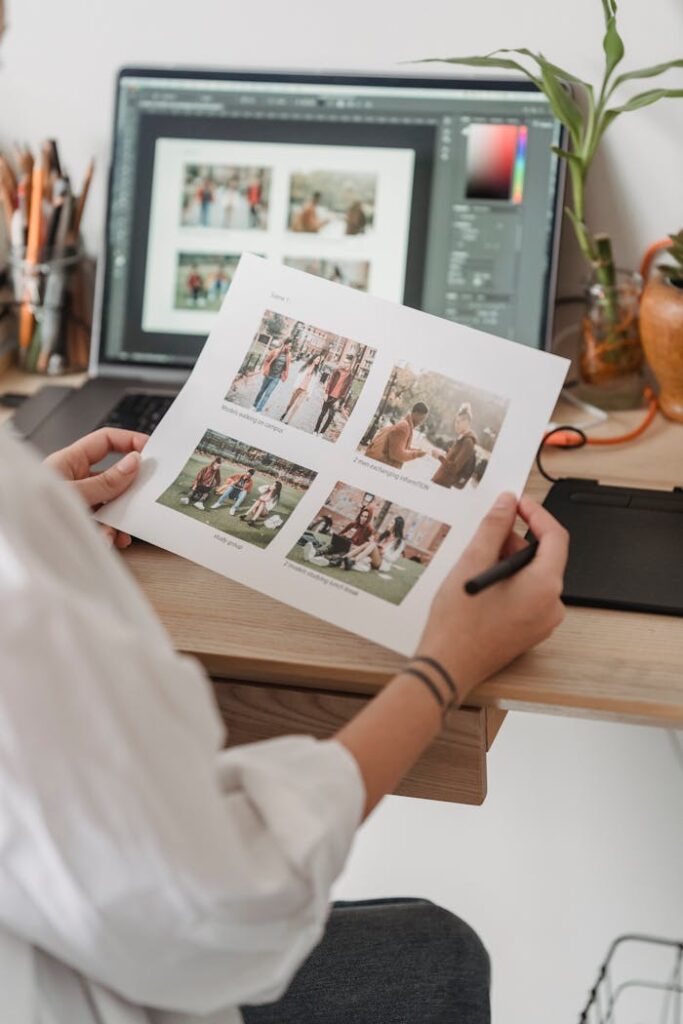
[425,0,682,406]
[640,231,683,422]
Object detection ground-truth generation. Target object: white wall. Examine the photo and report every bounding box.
[336,715,683,1022]
[0,0,681,296]
[2,3,682,1021]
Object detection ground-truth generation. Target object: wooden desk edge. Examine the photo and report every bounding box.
[195,651,683,729]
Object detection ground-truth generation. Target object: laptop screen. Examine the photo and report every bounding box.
[98,69,564,371]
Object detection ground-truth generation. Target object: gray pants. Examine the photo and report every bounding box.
[241,898,490,1023]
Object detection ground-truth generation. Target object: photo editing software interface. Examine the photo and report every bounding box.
[101,73,562,368]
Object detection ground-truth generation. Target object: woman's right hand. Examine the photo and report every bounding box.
[416,492,568,705]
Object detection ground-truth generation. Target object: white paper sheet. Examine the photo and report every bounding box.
[99,254,569,655]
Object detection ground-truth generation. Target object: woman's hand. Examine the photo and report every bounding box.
[417,492,568,704]
[45,428,148,549]
[337,492,568,817]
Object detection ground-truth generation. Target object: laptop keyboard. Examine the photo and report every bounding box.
[98,392,175,435]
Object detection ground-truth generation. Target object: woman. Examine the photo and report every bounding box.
[242,478,282,523]
[308,505,375,567]
[345,200,367,235]
[347,514,406,573]
[0,425,568,1024]
[280,352,322,423]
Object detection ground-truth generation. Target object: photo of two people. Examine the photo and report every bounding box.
[173,253,241,311]
[288,482,450,606]
[359,362,509,491]
[157,429,316,549]
[288,171,376,237]
[180,165,271,230]
[226,310,377,442]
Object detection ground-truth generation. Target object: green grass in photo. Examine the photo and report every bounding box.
[286,537,425,605]
[157,454,307,550]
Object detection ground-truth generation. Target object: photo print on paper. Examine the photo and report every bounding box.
[157,428,316,550]
[174,252,242,311]
[288,481,451,606]
[288,170,376,237]
[359,362,510,491]
[180,165,272,230]
[226,309,377,443]
[283,257,371,292]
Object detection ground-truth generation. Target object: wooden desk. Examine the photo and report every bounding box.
[3,368,683,804]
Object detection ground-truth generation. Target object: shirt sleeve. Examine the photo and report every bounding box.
[0,438,365,1016]
[387,422,421,464]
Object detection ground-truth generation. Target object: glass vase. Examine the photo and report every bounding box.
[579,270,644,409]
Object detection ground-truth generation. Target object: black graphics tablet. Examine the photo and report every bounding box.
[542,478,683,616]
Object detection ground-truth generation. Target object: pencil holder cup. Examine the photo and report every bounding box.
[8,244,92,374]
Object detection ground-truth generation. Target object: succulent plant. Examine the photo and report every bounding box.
[660,230,683,287]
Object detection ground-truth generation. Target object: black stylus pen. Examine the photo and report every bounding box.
[464,538,539,596]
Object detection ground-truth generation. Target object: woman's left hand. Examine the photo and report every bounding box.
[45,428,148,549]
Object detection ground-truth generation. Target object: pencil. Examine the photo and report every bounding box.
[0,154,17,200]
[464,539,539,596]
[71,158,94,239]
[19,159,45,350]
[0,181,13,234]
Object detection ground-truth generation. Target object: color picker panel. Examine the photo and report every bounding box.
[465,124,527,203]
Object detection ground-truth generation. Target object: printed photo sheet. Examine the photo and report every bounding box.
[99,254,569,655]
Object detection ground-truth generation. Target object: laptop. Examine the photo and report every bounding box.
[12,66,566,456]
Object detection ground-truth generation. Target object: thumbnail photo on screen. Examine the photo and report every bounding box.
[288,481,451,606]
[284,257,371,292]
[226,309,377,442]
[180,165,271,230]
[288,170,376,237]
[174,252,241,311]
[157,429,316,549]
[359,362,509,491]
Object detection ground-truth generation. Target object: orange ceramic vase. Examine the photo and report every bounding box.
[640,239,683,424]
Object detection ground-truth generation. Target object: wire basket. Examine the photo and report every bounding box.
[579,935,683,1023]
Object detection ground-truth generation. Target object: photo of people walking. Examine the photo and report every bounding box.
[288,481,450,605]
[360,363,509,491]
[226,309,377,442]
[157,429,316,549]
[288,171,376,237]
[174,253,241,311]
[180,165,271,230]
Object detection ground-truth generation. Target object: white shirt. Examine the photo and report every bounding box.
[0,429,364,1023]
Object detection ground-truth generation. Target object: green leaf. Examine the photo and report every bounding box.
[603,16,625,80]
[590,86,683,156]
[419,53,541,88]
[538,62,584,147]
[551,145,580,163]
[611,59,683,90]
[491,48,592,90]
[600,0,618,26]
[608,87,683,114]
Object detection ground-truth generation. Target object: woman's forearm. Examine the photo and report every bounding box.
[335,670,455,819]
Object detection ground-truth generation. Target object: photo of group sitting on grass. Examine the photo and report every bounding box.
[287,482,450,605]
[225,309,377,442]
[156,429,316,549]
[359,362,509,492]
